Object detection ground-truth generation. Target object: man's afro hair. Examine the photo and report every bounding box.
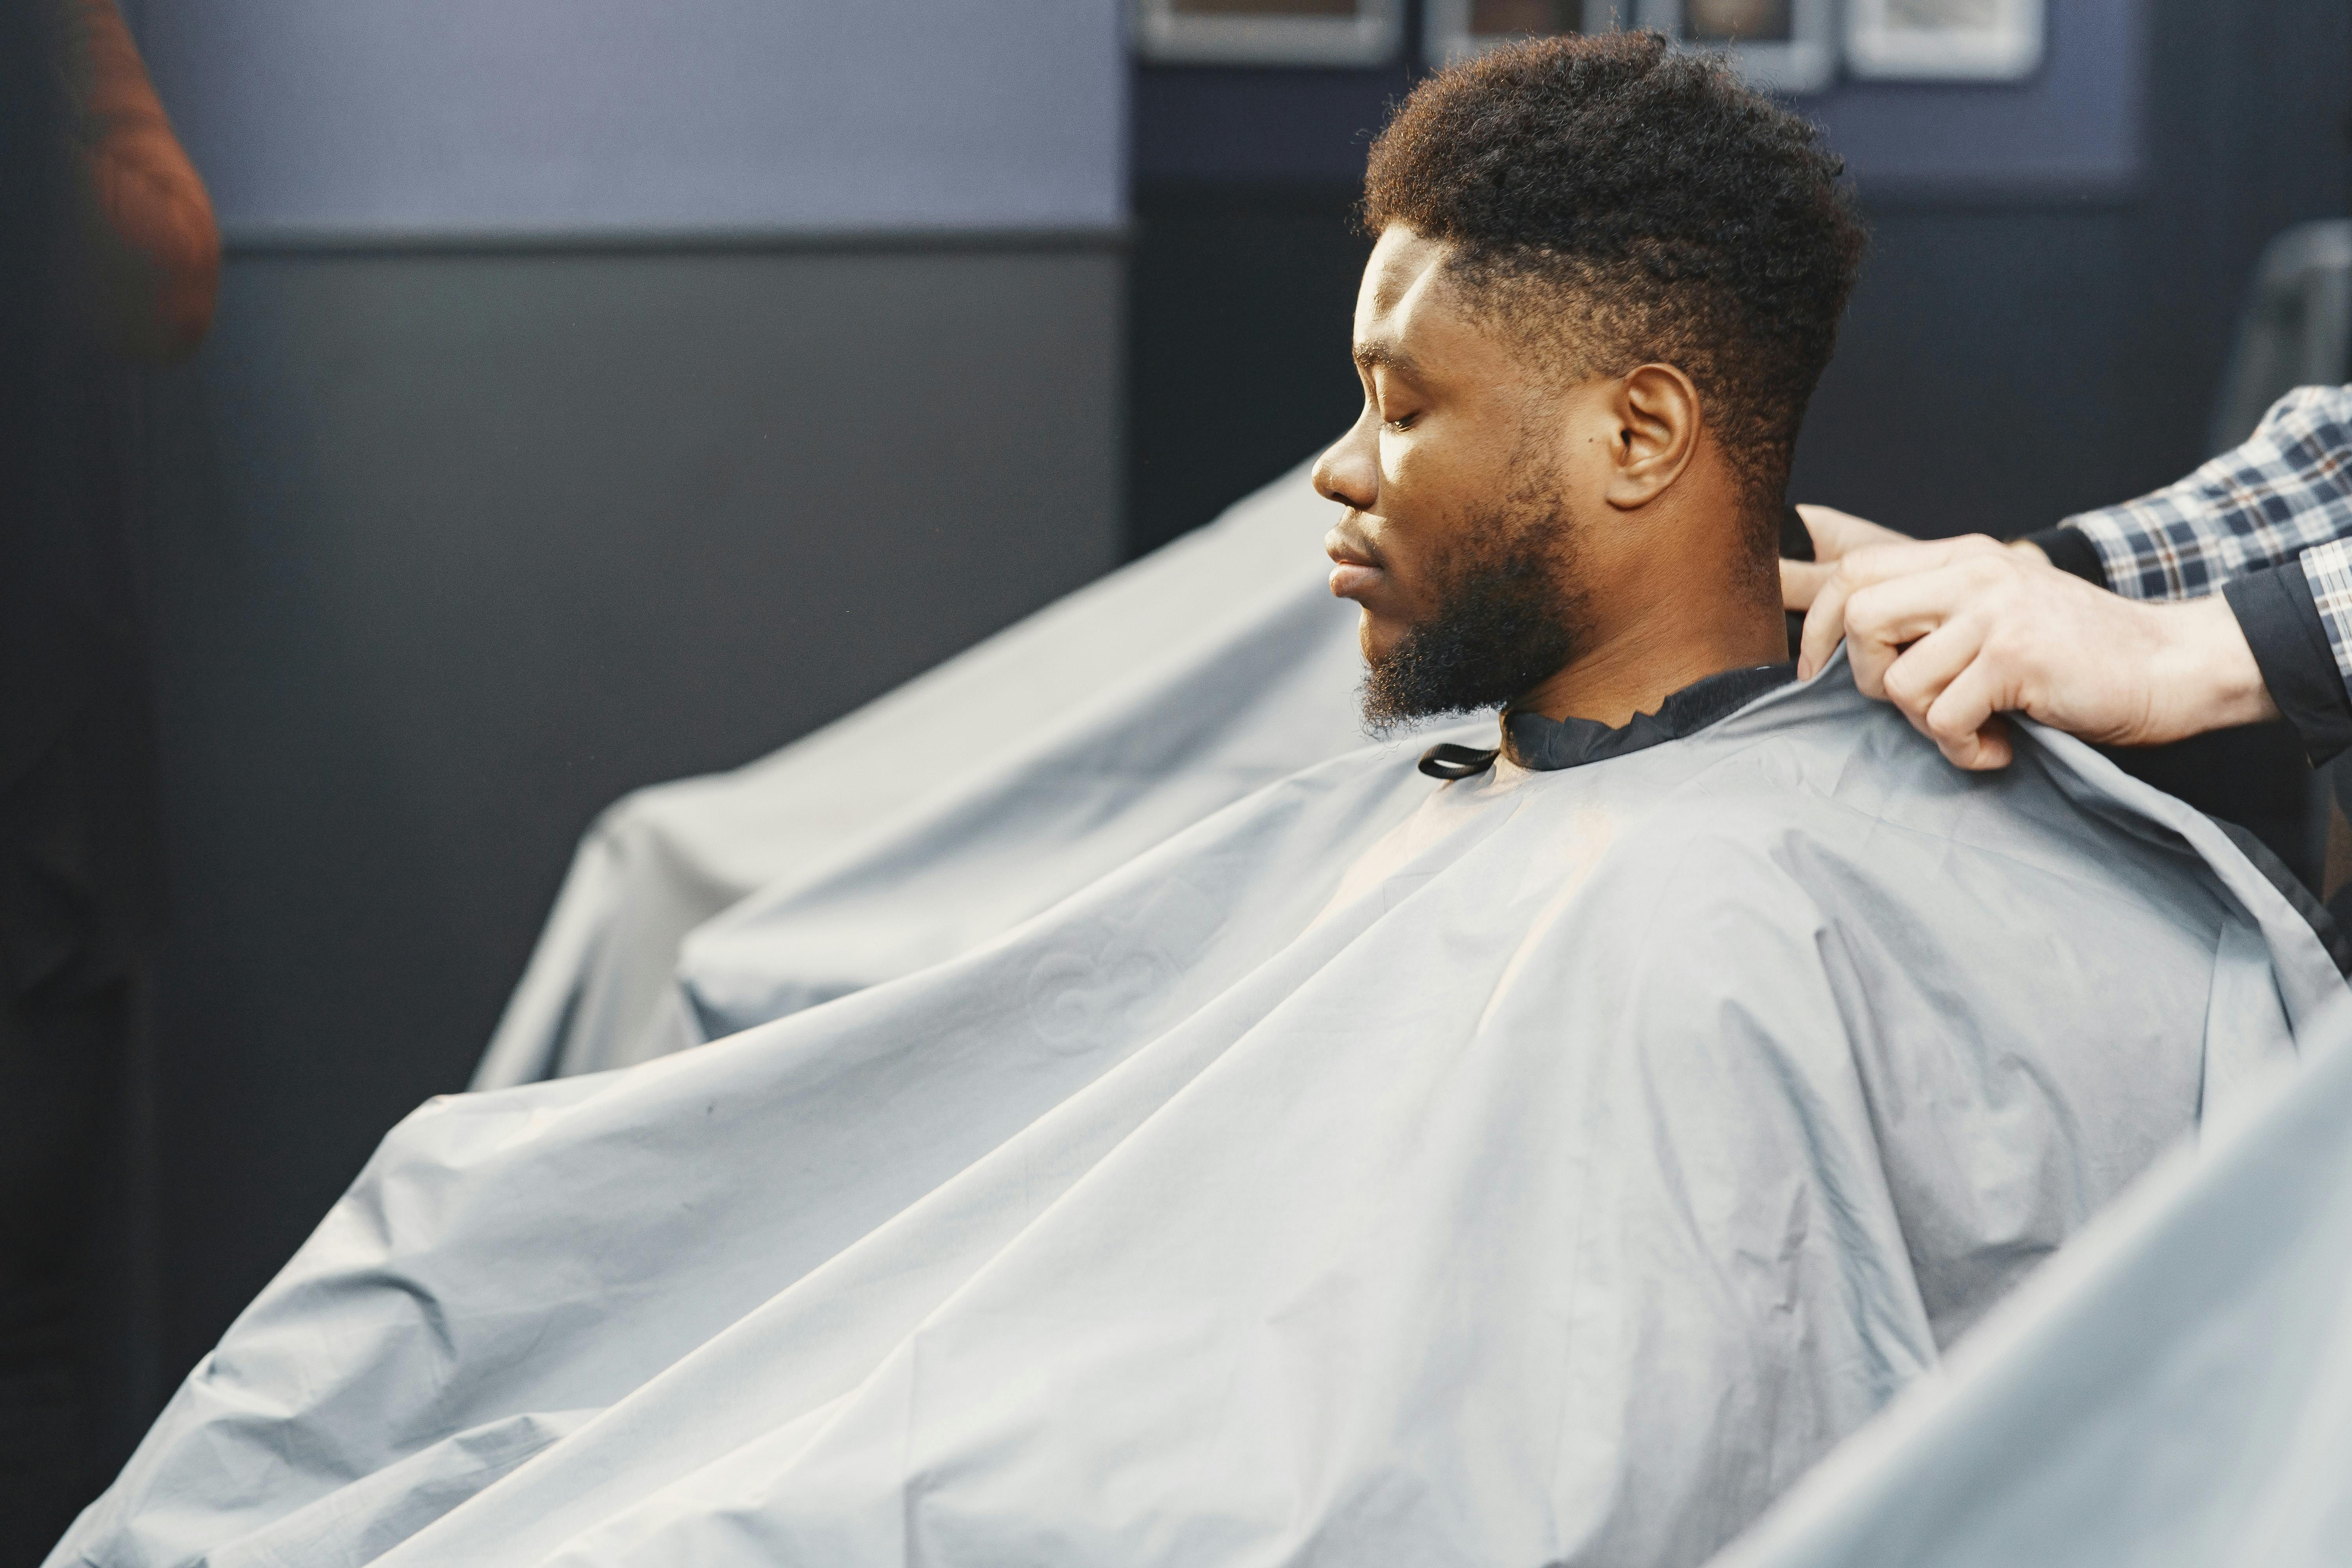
[1363,30,1866,530]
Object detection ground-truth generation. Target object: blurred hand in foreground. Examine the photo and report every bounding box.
[1784,513,2277,771]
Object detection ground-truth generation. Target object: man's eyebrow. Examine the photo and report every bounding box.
[1351,340,1424,377]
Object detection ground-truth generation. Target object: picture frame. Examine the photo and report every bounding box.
[1422,0,1622,67]
[1635,0,1837,95]
[1132,0,1406,68]
[1844,0,2044,83]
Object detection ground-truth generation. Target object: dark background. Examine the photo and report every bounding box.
[116,0,2352,1463]
[137,239,1124,1401]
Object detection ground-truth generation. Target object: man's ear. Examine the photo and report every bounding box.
[1602,363,1701,512]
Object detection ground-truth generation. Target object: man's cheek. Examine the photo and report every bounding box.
[1373,555,1439,626]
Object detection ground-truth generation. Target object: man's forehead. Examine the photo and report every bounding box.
[1363,226,1450,316]
[1354,234,1452,382]
[1354,227,1501,379]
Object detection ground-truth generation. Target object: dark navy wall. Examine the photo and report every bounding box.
[142,242,1123,1383]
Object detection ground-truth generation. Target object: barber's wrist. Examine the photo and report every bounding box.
[2221,560,2352,765]
[2152,595,2278,737]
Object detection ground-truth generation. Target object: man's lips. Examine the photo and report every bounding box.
[1325,523,1386,601]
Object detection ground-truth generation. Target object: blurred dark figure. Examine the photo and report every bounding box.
[0,0,214,1557]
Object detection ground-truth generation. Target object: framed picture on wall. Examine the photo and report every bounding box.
[1844,0,2043,82]
[1132,0,1405,67]
[1635,0,1835,94]
[1422,0,1620,66]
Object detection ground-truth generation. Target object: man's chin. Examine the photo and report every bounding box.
[1358,608,1576,731]
[1354,612,1410,666]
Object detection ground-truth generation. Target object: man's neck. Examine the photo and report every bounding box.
[1509,602,1789,729]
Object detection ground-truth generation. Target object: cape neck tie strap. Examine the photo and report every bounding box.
[1417,743,1500,780]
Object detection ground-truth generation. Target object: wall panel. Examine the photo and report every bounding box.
[142,242,1122,1376]
[140,0,1126,236]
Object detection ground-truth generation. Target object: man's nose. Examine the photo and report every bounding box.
[1312,410,1378,512]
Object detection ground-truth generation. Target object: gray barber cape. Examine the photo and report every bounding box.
[53,660,2343,1568]
[473,461,1364,1087]
[1707,933,2352,1568]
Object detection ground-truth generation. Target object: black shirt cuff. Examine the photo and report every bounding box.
[2017,524,2107,584]
[2223,559,2352,766]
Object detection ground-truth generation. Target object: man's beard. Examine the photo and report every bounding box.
[1360,493,1586,734]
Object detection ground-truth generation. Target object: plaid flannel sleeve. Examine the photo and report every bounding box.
[2058,385,2352,601]
[2295,533,2352,713]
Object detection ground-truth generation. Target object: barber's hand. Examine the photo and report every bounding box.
[1797,534,2278,770]
[1780,505,1910,612]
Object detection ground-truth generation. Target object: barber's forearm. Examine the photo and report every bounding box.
[2013,528,2352,751]
[2017,538,2284,740]
[2160,594,2279,737]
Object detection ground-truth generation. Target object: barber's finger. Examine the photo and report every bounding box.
[1838,564,2000,697]
[1797,578,1844,679]
[1794,504,1906,563]
[1833,535,2010,596]
[1936,714,2015,771]
[1875,615,1987,722]
[1781,556,1835,612]
[1842,554,2009,643]
[1797,537,1988,678]
[1921,655,2016,771]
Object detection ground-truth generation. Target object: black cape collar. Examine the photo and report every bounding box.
[1417,662,1796,780]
